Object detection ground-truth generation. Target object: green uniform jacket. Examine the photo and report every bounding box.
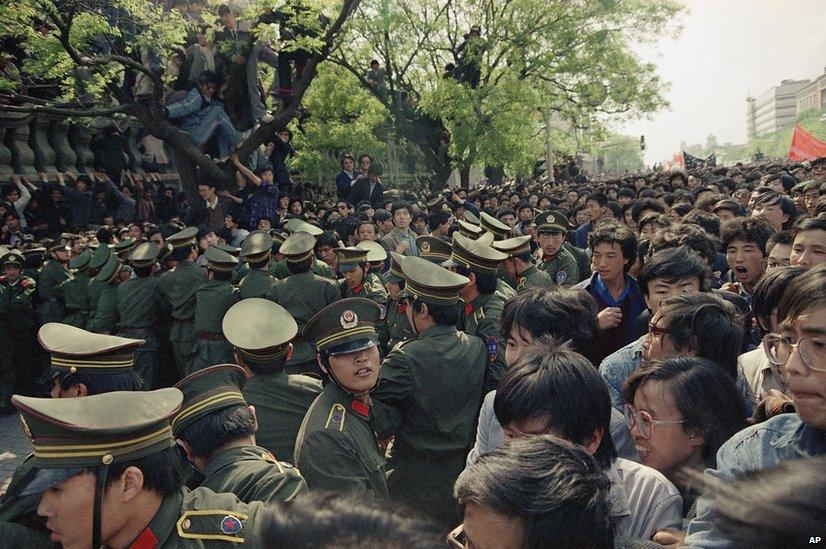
[195,280,239,335]
[242,372,322,462]
[515,265,555,291]
[564,241,590,283]
[0,277,37,409]
[458,293,507,393]
[86,282,119,334]
[266,272,340,366]
[0,457,50,546]
[494,279,517,301]
[56,271,90,328]
[37,260,69,323]
[237,269,274,299]
[127,487,269,548]
[294,382,389,497]
[86,278,105,323]
[378,298,415,355]
[199,445,307,505]
[537,246,580,287]
[118,276,163,329]
[159,261,207,321]
[269,258,335,280]
[339,273,387,304]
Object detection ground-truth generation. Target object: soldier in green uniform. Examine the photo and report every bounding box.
[443,232,509,392]
[0,251,37,408]
[56,249,92,328]
[371,256,488,526]
[85,244,112,322]
[173,364,308,504]
[457,219,484,240]
[10,388,270,548]
[283,219,336,280]
[378,252,415,354]
[21,246,46,285]
[223,298,322,462]
[0,324,145,546]
[238,231,276,298]
[113,237,137,260]
[534,211,580,286]
[159,227,207,380]
[295,298,389,497]
[37,242,71,325]
[86,254,123,334]
[118,242,164,389]
[416,235,453,265]
[492,235,555,291]
[479,211,512,241]
[192,247,239,373]
[266,232,340,374]
[335,246,388,307]
[357,240,389,283]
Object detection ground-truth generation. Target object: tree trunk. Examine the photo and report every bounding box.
[459,162,470,189]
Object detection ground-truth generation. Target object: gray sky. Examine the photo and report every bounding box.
[617,0,826,165]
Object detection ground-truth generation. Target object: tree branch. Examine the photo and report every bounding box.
[0,102,130,118]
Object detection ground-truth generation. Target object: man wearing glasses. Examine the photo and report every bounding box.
[685,265,826,548]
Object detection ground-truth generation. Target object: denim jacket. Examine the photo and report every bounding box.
[684,414,825,548]
[600,336,646,411]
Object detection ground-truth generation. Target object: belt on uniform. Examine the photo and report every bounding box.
[197,332,226,341]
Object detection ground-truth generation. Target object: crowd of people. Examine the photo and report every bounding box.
[0,152,824,548]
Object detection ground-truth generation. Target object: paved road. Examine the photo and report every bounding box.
[0,412,32,492]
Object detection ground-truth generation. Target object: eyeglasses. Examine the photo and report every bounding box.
[763,333,826,372]
[624,405,685,439]
[446,525,466,548]
[647,323,668,337]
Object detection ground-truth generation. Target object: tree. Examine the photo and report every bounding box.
[594,134,644,174]
[0,0,361,194]
[332,0,682,187]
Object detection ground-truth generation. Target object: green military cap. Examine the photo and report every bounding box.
[215,244,242,257]
[94,254,123,283]
[205,246,239,272]
[223,298,298,367]
[38,322,144,377]
[68,248,92,270]
[426,195,446,210]
[167,226,198,249]
[416,235,453,264]
[240,230,274,262]
[89,244,112,270]
[534,211,570,233]
[0,245,10,258]
[357,240,387,266]
[304,298,383,356]
[444,232,508,275]
[113,238,136,258]
[48,242,71,254]
[172,364,250,437]
[479,211,512,240]
[464,211,480,225]
[285,217,323,237]
[22,246,46,261]
[400,255,469,305]
[386,251,405,284]
[158,243,173,262]
[457,219,484,240]
[334,246,368,272]
[12,388,182,493]
[1,250,25,268]
[270,231,288,246]
[126,242,159,268]
[492,235,532,257]
[280,231,316,263]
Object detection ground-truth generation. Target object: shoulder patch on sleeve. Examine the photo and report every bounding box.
[324,403,347,431]
[176,510,248,543]
[555,270,568,285]
[377,303,387,321]
[485,336,500,363]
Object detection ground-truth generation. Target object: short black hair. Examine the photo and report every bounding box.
[494,338,617,468]
[624,356,746,468]
[793,213,826,237]
[57,370,144,395]
[751,266,806,332]
[412,299,459,326]
[177,405,256,459]
[766,229,795,255]
[455,434,614,549]
[587,222,637,270]
[648,224,718,266]
[777,263,826,328]
[720,217,774,256]
[631,198,666,224]
[427,209,452,231]
[637,247,710,296]
[390,201,411,217]
[683,209,721,237]
[586,192,608,207]
[286,255,313,274]
[456,264,497,295]
[170,244,196,262]
[98,446,182,497]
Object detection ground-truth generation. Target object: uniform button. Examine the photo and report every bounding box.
[182,519,191,530]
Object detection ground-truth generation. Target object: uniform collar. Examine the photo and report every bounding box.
[353,282,364,294]
[202,445,271,479]
[327,380,372,420]
[464,293,492,316]
[129,489,183,548]
[518,265,538,282]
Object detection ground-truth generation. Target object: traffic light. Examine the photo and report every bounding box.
[640,135,646,151]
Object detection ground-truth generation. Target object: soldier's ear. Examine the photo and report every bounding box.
[176,439,196,464]
[247,405,259,433]
[316,354,328,374]
[119,466,146,502]
[75,383,89,397]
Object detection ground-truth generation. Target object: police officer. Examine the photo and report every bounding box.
[192,247,239,373]
[86,254,123,334]
[357,239,389,283]
[283,218,335,279]
[224,298,322,462]
[238,231,277,298]
[444,232,509,392]
[173,364,308,504]
[336,246,388,306]
[371,256,489,526]
[0,250,37,408]
[11,388,270,548]
[266,232,340,374]
[379,252,415,354]
[85,244,112,325]
[295,298,389,497]
[37,242,71,325]
[21,246,45,285]
[479,211,512,241]
[457,219,484,240]
[534,211,580,286]
[416,235,453,265]
[118,241,164,389]
[56,248,92,328]
[159,226,207,380]
[492,234,555,291]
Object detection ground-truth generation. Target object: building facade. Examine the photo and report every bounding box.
[746,79,810,141]
[796,68,826,115]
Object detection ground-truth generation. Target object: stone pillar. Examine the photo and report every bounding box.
[0,126,12,177]
[48,117,77,173]
[3,112,37,176]
[28,115,57,174]
[68,123,95,173]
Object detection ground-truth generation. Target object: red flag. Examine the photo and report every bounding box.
[788,124,826,161]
